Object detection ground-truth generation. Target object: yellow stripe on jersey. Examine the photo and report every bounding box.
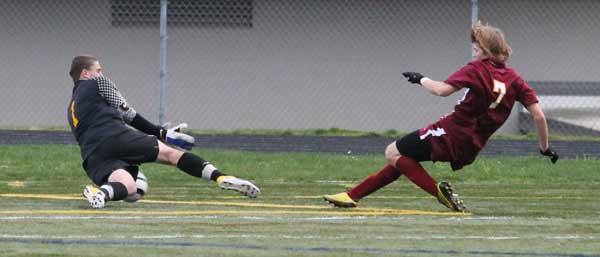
[70,101,79,128]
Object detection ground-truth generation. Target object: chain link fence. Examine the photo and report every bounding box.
[478,0,600,136]
[0,0,160,129]
[1,0,599,136]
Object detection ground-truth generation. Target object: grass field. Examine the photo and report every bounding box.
[1,145,600,257]
[3,126,600,141]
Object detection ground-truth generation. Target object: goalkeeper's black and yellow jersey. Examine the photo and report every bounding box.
[67,77,137,161]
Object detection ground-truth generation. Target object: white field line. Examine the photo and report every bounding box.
[0,215,220,220]
[0,215,430,221]
[315,180,355,184]
[4,215,599,224]
[0,233,597,241]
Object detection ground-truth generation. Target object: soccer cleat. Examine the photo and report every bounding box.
[436,181,465,212]
[217,176,260,198]
[323,192,357,208]
[83,185,106,209]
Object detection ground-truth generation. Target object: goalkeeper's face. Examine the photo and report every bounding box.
[81,61,104,80]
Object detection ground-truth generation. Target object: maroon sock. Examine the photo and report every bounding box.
[395,156,437,196]
[347,165,402,201]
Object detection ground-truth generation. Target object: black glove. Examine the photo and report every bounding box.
[540,147,559,164]
[402,72,424,85]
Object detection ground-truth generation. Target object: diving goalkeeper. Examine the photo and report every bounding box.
[67,55,260,209]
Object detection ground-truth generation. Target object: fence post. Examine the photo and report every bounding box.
[470,0,478,60]
[159,0,168,125]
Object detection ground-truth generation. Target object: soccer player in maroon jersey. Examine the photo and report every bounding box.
[323,23,559,212]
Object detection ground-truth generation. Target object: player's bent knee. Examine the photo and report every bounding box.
[166,148,184,165]
[385,142,402,166]
[124,181,137,195]
[107,170,137,195]
[157,141,184,165]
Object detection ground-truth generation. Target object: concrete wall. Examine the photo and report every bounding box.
[1,0,598,133]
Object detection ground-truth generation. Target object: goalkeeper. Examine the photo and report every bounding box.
[324,23,558,212]
[67,55,260,209]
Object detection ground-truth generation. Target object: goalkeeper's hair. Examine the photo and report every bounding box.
[471,22,512,62]
[69,55,98,83]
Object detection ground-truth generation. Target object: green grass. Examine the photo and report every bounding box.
[1,145,600,257]
[3,126,599,141]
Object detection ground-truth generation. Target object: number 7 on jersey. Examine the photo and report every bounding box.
[489,80,506,109]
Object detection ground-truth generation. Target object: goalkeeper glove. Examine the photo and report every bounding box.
[540,147,559,164]
[402,72,425,85]
[160,123,195,151]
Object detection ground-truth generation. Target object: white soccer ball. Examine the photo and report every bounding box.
[136,171,148,195]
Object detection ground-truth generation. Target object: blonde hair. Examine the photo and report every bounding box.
[471,22,512,62]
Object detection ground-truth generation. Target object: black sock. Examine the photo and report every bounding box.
[100,182,129,201]
[176,152,226,181]
[210,170,224,181]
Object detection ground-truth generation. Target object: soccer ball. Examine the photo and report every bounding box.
[136,171,148,195]
[124,171,148,203]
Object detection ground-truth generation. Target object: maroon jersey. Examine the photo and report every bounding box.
[419,58,538,170]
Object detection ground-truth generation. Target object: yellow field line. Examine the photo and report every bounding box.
[0,209,467,217]
[0,194,80,200]
[0,193,588,201]
[295,195,595,200]
[0,193,469,216]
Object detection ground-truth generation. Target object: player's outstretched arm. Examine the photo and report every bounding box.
[402,72,459,97]
[526,103,558,163]
[130,116,195,151]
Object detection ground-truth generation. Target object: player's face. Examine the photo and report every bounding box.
[472,43,485,60]
[81,61,103,80]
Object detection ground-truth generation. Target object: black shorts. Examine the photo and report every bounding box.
[83,129,159,185]
[395,130,432,162]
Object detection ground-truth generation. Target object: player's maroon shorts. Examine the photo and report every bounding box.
[418,123,482,171]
